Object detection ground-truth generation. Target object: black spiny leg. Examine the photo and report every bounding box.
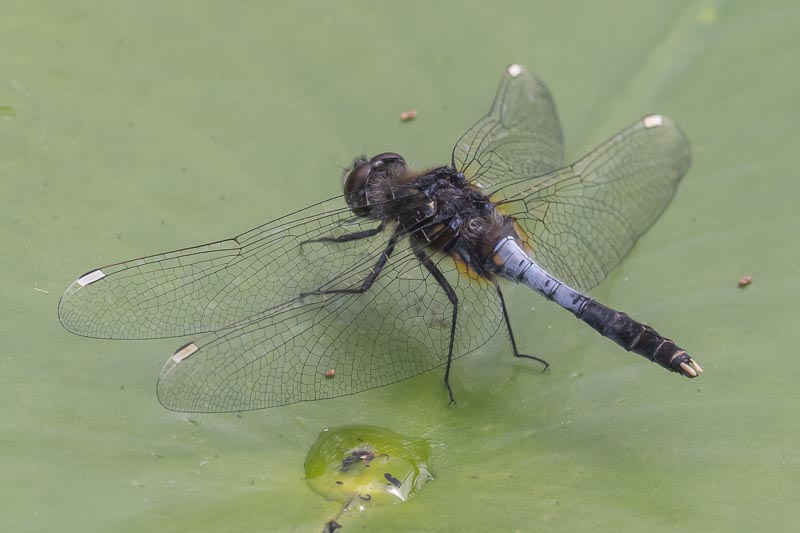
[301,230,398,298]
[496,284,549,371]
[301,221,386,247]
[413,248,460,405]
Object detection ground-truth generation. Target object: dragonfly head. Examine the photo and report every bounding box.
[344,152,406,216]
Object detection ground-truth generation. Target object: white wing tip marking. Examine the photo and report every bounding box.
[172,342,199,362]
[77,269,106,287]
[643,114,664,129]
[507,64,523,78]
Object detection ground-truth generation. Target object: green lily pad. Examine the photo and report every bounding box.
[2,1,799,533]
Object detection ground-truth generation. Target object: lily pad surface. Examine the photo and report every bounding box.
[2,1,799,532]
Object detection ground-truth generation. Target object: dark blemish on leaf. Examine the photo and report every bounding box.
[322,520,342,533]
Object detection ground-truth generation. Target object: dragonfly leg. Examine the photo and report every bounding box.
[413,247,459,405]
[495,284,549,371]
[300,231,398,298]
[301,221,386,247]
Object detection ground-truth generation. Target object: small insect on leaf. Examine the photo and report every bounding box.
[384,472,402,488]
[738,275,752,288]
[400,109,417,121]
[325,369,336,378]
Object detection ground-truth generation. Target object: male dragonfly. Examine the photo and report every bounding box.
[59,64,702,413]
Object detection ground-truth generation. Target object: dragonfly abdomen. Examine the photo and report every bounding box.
[488,237,702,378]
[575,300,699,376]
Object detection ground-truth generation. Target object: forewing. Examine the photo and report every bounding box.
[493,115,691,291]
[452,63,564,187]
[58,196,391,339]
[157,239,502,412]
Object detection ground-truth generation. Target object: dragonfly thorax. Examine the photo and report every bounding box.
[412,168,521,274]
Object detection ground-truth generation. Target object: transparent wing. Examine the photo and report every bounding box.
[156,236,502,412]
[493,115,691,291]
[58,196,398,339]
[452,63,564,187]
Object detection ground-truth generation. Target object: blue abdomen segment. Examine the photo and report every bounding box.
[488,237,702,377]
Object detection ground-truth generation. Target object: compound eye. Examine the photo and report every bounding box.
[343,161,373,216]
[370,152,406,170]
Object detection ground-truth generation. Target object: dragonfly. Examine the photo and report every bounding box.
[58,64,702,413]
